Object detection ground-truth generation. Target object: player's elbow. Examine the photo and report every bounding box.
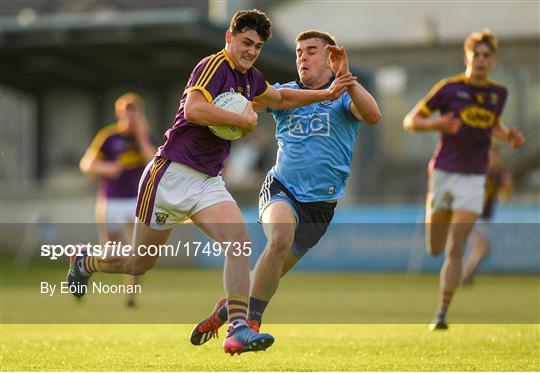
[364,111,382,125]
[183,105,198,124]
[79,158,91,175]
[402,115,415,132]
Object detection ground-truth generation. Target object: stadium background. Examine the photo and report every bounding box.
[1,0,538,271]
[1,1,538,371]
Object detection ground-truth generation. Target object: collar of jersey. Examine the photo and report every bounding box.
[462,73,492,88]
[296,75,335,90]
[221,49,240,71]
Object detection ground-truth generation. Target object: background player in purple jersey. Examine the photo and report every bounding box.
[403,29,524,330]
[462,146,512,285]
[67,9,356,355]
[79,93,155,307]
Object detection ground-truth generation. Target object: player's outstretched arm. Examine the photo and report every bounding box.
[254,73,357,111]
[325,45,381,124]
[492,119,525,148]
[79,135,122,179]
[185,90,257,133]
[403,104,461,135]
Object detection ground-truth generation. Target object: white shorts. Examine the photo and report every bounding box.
[104,198,137,232]
[428,169,486,215]
[135,157,235,230]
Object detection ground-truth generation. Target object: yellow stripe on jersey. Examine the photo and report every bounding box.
[420,104,432,116]
[417,74,466,115]
[139,158,168,223]
[221,49,236,70]
[82,124,118,161]
[254,81,271,100]
[195,51,224,88]
[186,52,226,103]
[185,86,213,103]
[199,55,226,88]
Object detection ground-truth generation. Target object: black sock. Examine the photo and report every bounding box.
[248,297,269,325]
[217,303,228,322]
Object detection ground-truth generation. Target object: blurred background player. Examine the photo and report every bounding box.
[190,30,381,345]
[79,92,155,307]
[461,146,512,285]
[68,9,355,355]
[403,29,524,330]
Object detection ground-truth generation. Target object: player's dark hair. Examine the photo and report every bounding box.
[464,28,498,53]
[229,9,272,42]
[295,30,337,46]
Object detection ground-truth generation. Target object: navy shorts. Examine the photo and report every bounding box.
[258,174,336,258]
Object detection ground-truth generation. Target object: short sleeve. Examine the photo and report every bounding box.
[83,127,113,160]
[418,79,448,116]
[185,53,229,103]
[252,67,270,99]
[341,92,358,122]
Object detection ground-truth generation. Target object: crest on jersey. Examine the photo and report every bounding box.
[155,212,169,226]
[474,93,486,104]
[490,93,498,105]
[320,100,332,106]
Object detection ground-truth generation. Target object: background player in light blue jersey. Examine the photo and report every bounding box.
[191,30,381,342]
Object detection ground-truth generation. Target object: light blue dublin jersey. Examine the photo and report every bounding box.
[268,80,361,202]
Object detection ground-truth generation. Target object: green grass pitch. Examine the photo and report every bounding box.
[1,265,539,371]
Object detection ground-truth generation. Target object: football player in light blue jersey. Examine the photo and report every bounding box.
[190,30,381,342]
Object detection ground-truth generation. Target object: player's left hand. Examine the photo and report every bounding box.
[326,45,350,77]
[326,72,357,100]
[507,128,525,148]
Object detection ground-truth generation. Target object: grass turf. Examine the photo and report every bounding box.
[1,265,539,371]
[1,324,538,371]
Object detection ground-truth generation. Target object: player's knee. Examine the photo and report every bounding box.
[267,232,294,257]
[446,246,463,261]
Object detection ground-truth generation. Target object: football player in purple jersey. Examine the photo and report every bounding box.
[79,93,155,307]
[68,9,356,354]
[403,29,524,330]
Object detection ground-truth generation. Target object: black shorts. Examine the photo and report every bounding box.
[258,174,336,258]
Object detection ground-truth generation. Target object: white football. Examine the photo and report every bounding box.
[210,92,249,140]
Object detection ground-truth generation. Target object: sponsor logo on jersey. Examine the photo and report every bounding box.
[288,113,331,138]
[457,91,470,100]
[459,106,496,128]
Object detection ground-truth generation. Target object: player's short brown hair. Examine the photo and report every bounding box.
[295,30,337,46]
[115,92,143,112]
[229,9,272,42]
[464,28,498,53]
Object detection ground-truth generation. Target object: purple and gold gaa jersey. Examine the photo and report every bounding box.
[85,124,147,199]
[157,49,269,176]
[420,74,508,175]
